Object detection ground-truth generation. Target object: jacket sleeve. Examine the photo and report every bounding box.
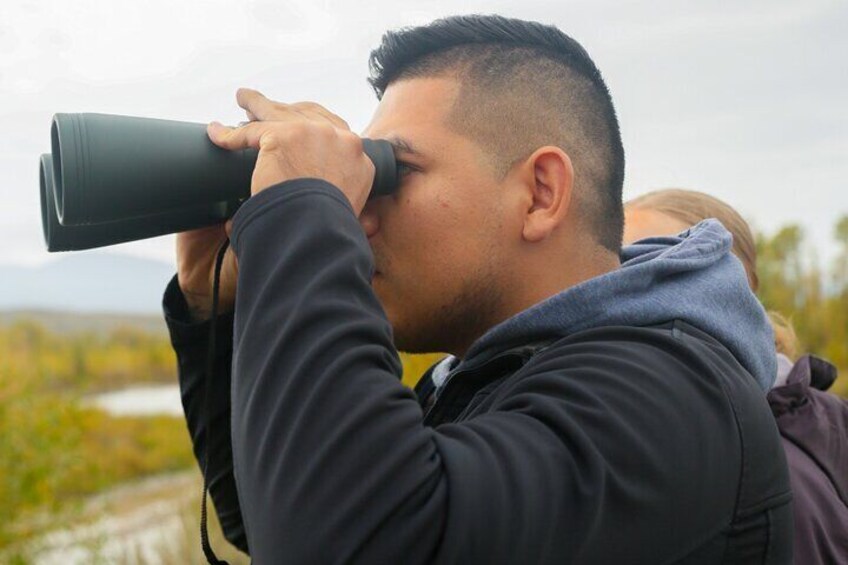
[162,275,248,554]
[227,179,758,564]
[229,180,447,564]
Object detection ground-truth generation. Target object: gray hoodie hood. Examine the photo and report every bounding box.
[439,219,776,391]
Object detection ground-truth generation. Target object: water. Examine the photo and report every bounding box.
[87,384,183,417]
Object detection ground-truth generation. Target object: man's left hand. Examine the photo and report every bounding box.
[208,88,375,214]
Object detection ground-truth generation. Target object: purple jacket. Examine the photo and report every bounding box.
[768,355,848,564]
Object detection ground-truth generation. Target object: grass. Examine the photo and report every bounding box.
[0,316,443,558]
[6,473,250,565]
[0,401,194,550]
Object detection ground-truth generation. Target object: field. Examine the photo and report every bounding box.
[0,314,441,561]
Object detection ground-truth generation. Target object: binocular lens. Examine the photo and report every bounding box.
[40,153,239,252]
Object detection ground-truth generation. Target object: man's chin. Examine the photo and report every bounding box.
[371,286,438,353]
[391,324,440,355]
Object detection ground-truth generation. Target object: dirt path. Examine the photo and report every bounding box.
[21,471,199,564]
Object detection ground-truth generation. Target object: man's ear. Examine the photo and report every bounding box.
[520,146,574,243]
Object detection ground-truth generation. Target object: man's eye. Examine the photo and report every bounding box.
[397,162,417,177]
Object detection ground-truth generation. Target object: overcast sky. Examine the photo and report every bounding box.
[2,0,846,268]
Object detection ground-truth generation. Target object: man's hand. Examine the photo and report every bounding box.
[207,88,376,214]
[176,88,369,321]
[176,221,238,321]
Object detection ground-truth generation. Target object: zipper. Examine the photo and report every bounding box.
[422,344,546,427]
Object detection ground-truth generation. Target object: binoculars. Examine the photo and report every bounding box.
[39,113,399,251]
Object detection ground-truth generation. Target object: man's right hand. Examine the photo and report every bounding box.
[176,222,238,322]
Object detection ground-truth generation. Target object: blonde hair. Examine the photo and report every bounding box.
[768,311,800,359]
[627,188,800,358]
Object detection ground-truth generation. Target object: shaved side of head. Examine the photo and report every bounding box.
[369,15,625,252]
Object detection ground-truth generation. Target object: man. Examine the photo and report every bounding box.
[164,15,793,564]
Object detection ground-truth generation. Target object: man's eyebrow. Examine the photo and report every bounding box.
[385,136,420,157]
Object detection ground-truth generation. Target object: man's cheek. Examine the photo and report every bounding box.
[372,278,398,315]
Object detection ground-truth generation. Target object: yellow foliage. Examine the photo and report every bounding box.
[0,322,191,548]
[400,352,446,388]
[756,215,848,394]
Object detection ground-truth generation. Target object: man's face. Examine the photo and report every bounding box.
[361,77,511,355]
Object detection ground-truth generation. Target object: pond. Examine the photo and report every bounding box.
[86,384,183,417]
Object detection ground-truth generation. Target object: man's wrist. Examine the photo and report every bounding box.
[163,274,236,349]
[182,291,214,322]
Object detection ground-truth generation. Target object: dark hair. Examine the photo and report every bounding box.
[368,14,625,252]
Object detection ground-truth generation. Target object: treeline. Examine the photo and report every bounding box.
[0,321,176,394]
[756,215,848,396]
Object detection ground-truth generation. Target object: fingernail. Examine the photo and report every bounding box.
[207,121,225,140]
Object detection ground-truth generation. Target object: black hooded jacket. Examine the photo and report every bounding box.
[164,179,793,564]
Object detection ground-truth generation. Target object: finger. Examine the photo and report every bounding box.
[207,120,265,150]
[289,102,350,130]
[224,219,234,239]
[211,107,328,149]
[236,87,350,131]
[236,88,282,122]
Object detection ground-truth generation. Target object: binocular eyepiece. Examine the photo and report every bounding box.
[40,113,399,251]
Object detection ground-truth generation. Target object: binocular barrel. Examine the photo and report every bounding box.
[40,153,241,251]
[42,113,398,251]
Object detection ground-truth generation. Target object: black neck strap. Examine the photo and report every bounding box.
[201,239,231,565]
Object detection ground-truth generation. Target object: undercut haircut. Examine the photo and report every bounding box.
[368,14,625,253]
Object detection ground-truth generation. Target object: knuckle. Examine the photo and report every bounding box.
[260,136,277,151]
[300,121,335,141]
[260,130,285,151]
[287,121,311,138]
[271,101,291,113]
[340,130,363,151]
[292,101,319,111]
[315,121,336,136]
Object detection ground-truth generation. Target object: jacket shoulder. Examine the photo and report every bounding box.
[481,321,792,545]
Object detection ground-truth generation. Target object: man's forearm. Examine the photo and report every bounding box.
[229,179,448,564]
[163,276,248,554]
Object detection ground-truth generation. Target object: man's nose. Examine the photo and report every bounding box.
[359,200,380,238]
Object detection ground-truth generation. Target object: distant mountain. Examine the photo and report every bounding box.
[0,253,176,315]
